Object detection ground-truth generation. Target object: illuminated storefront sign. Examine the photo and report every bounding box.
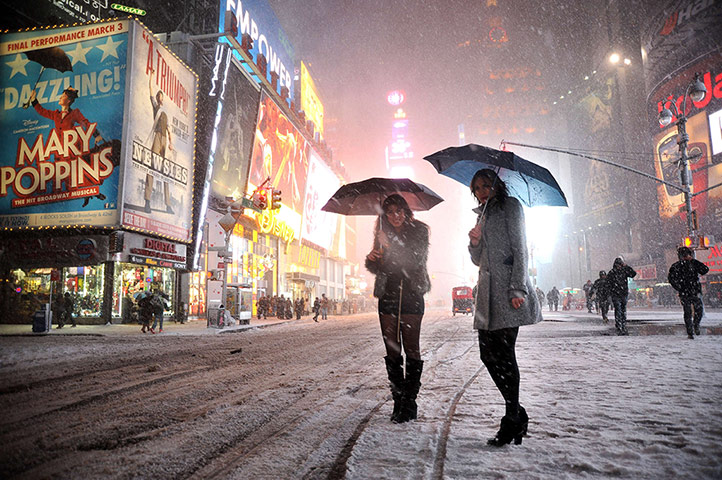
[300,149,339,251]
[255,207,297,245]
[300,62,324,138]
[122,231,187,269]
[298,243,321,269]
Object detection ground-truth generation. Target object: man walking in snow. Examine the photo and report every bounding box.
[606,258,636,335]
[583,279,594,313]
[668,246,709,339]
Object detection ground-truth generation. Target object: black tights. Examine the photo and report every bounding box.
[380,314,423,360]
[478,327,520,418]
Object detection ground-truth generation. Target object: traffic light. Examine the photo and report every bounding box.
[271,189,282,210]
[256,190,267,210]
[683,236,693,248]
[700,235,713,249]
[207,269,223,281]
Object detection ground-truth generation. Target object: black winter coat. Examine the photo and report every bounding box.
[606,265,637,297]
[590,277,609,300]
[668,259,709,297]
[365,220,430,298]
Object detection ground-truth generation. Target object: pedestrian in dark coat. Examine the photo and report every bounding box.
[467,169,542,447]
[366,193,430,424]
[606,257,637,335]
[668,246,709,339]
[583,280,594,313]
[590,271,610,322]
[312,297,321,322]
[547,286,560,311]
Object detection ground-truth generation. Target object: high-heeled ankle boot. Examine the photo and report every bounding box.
[384,356,404,422]
[397,358,423,423]
[488,406,528,446]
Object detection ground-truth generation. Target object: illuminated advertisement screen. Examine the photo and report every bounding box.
[220,0,295,100]
[643,0,722,241]
[210,62,260,202]
[249,92,309,214]
[122,22,198,243]
[300,148,339,251]
[0,20,128,229]
[300,62,324,138]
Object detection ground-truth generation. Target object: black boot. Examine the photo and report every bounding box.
[488,406,528,446]
[385,356,404,422]
[397,358,424,423]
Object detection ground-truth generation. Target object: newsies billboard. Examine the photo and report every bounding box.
[0,20,127,229]
[219,0,295,101]
[0,18,198,243]
[122,22,198,242]
[643,0,722,243]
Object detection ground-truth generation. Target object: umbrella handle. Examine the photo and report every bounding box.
[396,279,403,343]
[22,67,45,109]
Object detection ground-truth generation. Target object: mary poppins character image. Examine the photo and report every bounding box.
[365,193,431,424]
[467,168,542,446]
[29,87,108,207]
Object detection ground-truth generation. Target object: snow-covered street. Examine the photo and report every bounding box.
[1,308,721,479]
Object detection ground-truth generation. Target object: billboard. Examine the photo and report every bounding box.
[122,23,198,243]
[643,0,722,241]
[300,148,339,251]
[249,91,308,214]
[300,62,324,138]
[209,61,261,203]
[0,20,127,229]
[220,0,295,100]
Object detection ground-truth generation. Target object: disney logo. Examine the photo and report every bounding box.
[22,119,38,127]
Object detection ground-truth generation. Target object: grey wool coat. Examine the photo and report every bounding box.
[468,196,543,331]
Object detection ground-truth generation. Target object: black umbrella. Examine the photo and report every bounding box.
[321,177,444,216]
[22,46,73,109]
[322,177,442,343]
[423,143,568,207]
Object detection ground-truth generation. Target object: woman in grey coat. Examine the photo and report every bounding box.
[468,169,543,446]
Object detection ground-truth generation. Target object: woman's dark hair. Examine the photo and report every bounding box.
[373,194,414,248]
[469,168,508,205]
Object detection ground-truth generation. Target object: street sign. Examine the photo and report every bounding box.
[241,197,261,212]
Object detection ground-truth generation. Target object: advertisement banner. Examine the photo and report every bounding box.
[642,0,722,242]
[300,62,324,138]
[210,62,260,203]
[220,0,295,99]
[249,92,308,215]
[0,234,109,268]
[121,22,197,243]
[300,148,339,251]
[0,20,127,229]
[568,73,628,229]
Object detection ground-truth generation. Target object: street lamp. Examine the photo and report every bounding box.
[657,73,707,241]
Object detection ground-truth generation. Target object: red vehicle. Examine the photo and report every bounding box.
[452,286,474,316]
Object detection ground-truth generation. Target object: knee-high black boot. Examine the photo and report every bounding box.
[384,356,404,422]
[397,358,424,423]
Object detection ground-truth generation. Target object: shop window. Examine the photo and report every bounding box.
[63,265,105,317]
[113,263,175,322]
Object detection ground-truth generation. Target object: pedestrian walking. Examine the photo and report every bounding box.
[547,286,560,311]
[590,271,610,322]
[668,246,709,339]
[137,294,153,333]
[583,279,594,313]
[53,293,66,329]
[366,193,430,424]
[467,169,542,446]
[320,294,329,320]
[312,297,321,322]
[535,287,545,309]
[150,290,168,334]
[606,257,637,335]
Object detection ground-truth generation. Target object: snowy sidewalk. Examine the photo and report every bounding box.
[347,320,722,479]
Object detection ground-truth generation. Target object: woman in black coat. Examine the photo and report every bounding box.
[365,194,430,423]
